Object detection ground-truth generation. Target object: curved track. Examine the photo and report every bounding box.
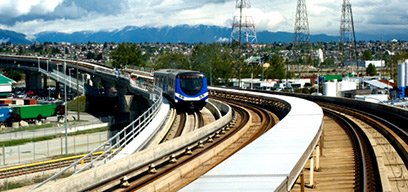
[312,103,408,192]
[324,109,380,191]
[84,99,277,191]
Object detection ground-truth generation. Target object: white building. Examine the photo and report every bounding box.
[317,49,324,64]
[355,94,388,103]
[344,60,385,68]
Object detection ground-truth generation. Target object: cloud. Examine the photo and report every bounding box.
[0,38,10,44]
[215,36,229,43]
[0,0,407,38]
[0,0,63,18]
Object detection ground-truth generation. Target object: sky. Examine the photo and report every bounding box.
[0,0,407,39]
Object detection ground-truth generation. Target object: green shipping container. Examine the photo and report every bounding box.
[13,104,56,119]
[323,75,342,81]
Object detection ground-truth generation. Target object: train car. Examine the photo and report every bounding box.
[154,69,208,112]
[12,104,56,120]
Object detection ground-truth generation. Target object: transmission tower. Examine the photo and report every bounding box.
[293,0,312,77]
[339,0,358,75]
[231,0,257,48]
[231,0,257,89]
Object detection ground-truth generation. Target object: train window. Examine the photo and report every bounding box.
[178,74,204,96]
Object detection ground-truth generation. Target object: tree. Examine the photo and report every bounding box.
[110,43,144,68]
[154,52,189,69]
[264,54,287,79]
[322,58,335,66]
[362,50,373,60]
[2,69,23,81]
[366,63,377,76]
[190,43,235,85]
[86,51,96,59]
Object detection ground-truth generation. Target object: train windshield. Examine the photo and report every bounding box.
[178,73,204,96]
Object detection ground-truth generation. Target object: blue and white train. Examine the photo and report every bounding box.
[154,69,208,112]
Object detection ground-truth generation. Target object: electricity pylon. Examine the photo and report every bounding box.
[231,0,257,48]
[339,0,358,76]
[293,0,312,77]
[231,0,257,88]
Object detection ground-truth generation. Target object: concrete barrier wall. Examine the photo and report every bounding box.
[35,101,232,192]
[205,100,222,120]
[210,99,230,116]
[140,108,253,191]
[254,90,408,120]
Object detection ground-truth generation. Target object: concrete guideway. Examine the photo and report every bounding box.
[0,55,154,101]
[32,99,232,192]
[181,88,324,191]
[110,98,171,162]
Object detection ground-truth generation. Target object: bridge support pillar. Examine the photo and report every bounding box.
[25,71,42,90]
[91,76,101,88]
[43,74,48,92]
[300,170,305,192]
[127,95,150,120]
[102,80,113,96]
[308,156,315,188]
[315,146,320,171]
[116,86,128,113]
[56,82,60,98]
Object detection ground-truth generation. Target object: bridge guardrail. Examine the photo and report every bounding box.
[38,68,85,94]
[31,84,163,190]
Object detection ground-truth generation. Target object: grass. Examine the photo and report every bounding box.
[0,119,90,134]
[0,182,24,191]
[7,124,54,133]
[0,126,109,147]
[67,95,86,112]
[0,171,74,191]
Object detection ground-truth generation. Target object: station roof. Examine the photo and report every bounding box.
[364,80,393,89]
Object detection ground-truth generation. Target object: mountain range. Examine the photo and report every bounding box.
[1,25,407,44]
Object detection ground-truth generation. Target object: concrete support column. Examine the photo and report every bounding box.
[25,71,42,90]
[101,80,113,96]
[43,74,48,91]
[300,170,305,192]
[56,82,60,97]
[116,86,127,113]
[309,156,314,188]
[315,146,320,171]
[91,76,101,88]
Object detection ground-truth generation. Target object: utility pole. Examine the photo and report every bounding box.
[64,49,68,155]
[231,0,257,88]
[293,0,312,78]
[76,61,80,121]
[340,0,358,79]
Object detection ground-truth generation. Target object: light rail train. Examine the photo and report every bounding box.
[154,69,208,112]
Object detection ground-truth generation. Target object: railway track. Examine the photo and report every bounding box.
[85,99,277,191]
[7,89,407,191]
[0,107,208,189]
[293,103,408,191]
[0,151,112,183]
